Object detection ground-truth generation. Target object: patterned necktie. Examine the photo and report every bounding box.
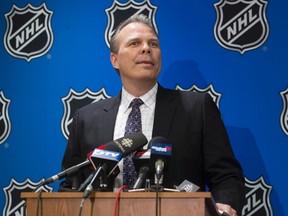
[123,98,144,188]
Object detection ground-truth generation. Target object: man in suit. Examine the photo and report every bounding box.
[59,14,245,215]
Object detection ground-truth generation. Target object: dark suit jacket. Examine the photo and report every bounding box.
[59,84,245,213]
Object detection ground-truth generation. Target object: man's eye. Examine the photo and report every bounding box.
[151,42,159,47]
[130,41,138,46]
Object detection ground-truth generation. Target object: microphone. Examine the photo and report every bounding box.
[41,133,148,186]
[82,131,148,197]
[80,148,122,196]
[42,159,91,186]
[149,137,172,185]
[77,169,99,192]
[132,149,151,189]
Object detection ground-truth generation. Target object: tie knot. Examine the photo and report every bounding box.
[130,98,143,109]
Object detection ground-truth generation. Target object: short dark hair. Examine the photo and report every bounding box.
[109,14,158,53]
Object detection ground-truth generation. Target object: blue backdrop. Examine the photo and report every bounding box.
[1,0,287,215]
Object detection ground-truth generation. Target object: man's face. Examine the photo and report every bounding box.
[110,22,162,86]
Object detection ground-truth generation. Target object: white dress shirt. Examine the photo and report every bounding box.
[113,83,158,190]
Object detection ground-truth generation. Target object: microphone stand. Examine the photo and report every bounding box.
[78,164,108,216]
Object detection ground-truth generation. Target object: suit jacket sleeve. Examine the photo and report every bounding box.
[153,87,245,214]
[202,93,245,213]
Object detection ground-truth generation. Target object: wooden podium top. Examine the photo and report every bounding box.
[21,192,219,216]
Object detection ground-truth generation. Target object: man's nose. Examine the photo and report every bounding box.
[141,42,151,54]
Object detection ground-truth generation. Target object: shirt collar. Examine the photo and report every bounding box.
[121,83,158,112]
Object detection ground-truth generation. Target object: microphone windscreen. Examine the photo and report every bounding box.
[104,133,148,156]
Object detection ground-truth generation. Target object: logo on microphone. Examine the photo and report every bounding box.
[61,88,111,140]
[0,91,11,145]
[214,0,269,54]
[3,178,52,216]
[121,138,133,148]
[104,0,158,48]
[151,143,172,156]
[92,149,122,161]
[4,3,54,61]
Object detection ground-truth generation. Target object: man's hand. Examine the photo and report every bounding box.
[216,203,238,216]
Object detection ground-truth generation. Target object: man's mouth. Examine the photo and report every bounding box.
[137,60,154,65]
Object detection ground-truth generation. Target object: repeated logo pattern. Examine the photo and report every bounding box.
[0,91,11,145]
[280,88,288,136]
[3,178,52,216]
[0,1,279,215]
[242,176,273,216]
[214,0,269,54]
[4,3,53,61]
[61,88,111,140]
[105,0,158,48]
[176,84,222,108]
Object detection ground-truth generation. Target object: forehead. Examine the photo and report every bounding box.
[118,22,158,40]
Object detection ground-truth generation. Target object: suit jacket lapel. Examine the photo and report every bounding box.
[152,85,178,138]
[100,93,121,142]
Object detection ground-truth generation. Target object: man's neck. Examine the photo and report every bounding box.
[122,81,157,97]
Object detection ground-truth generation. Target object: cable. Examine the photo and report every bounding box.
[36,190,42,216]
[114,185,127,216]
[155,179,159,216]
[78,198,85,216]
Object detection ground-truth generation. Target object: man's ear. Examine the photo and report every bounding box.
[110,53,119,70]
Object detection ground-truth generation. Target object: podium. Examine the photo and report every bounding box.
[21,192,219,216]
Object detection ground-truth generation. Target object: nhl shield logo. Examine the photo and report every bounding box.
[105,0,158,48]
[4,3,54,62]
[242,176,273,216]
[61,88,111,139]
[0,91,11,145]
[214,0,269,54]
[3,178,53,216]
[176,84,222,108]
[280,88,288,136]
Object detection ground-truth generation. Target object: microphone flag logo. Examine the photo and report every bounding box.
[151,143,172,156]
[121,138,133,148]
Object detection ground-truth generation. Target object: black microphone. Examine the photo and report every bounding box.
[80,133,148,196]
[42,159,91,186]
[149,137,172,185]
[132,150,151,189]
[77,169,98,192]
[41,133,148,186]
[79,148,123,192]
[81,148,123,197]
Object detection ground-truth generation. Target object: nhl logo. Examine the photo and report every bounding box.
[176,84,222,108]
[242,176,273,216]
[280,88,288,136]
[3,178,52,216]
[214,0,269,54]
[61,88,111,139]
[0,91,11,145]
[4,3,54,61]
[105,0,158,48]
